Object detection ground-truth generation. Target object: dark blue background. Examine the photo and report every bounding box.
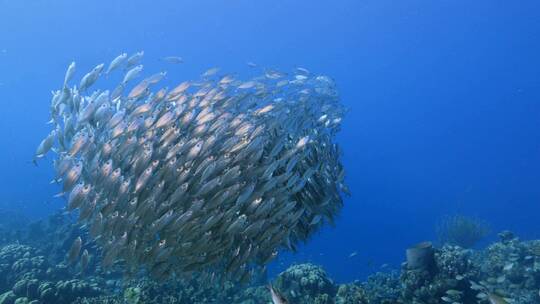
[1,0,539,282]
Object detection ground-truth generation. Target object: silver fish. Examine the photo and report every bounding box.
[126,51,144,68]
[145,71,167,84]
[80,249,90,273]
[63,161,82,192]
[38,55,347,281]
[106,52,128,75]
[161,56,183,64]
[202,67,220,78]
[122,64,143,84]
[67,182,91,211]
[79,63,104,91]
[268,285,288,304]
[34,129,56,161]
[64,61,76,87]
[67,236,82,265]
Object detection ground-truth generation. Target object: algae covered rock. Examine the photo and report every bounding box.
[0,245,44,290]
[362,272,400,304]
[13,298,29,304]
[37,281,57,304]
[274,263,336,304]
[11,279,39,299]
[0,291,16,304]
[123,286,142,304]
[335,283,368,304]
[54,279,101,303]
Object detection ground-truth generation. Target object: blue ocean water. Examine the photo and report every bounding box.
[0,0,539,285]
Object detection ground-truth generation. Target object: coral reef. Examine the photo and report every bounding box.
[362,272,400,304]
[400,245,479,303]
[472,231,540,303]
[335,283,368,304]
[274,263,337,304]
[1,211,540,304]
[398,232,540,304]
[0,243,104,304]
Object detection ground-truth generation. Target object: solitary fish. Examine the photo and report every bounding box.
[487,292,509,304]
[34,130,56,162]
[80,249,90,273]
[144,71,167,84]
[67,182,91,211]
[64,61,76,87]
[238,81,257,89]
[126,51,144,68]
[268,285,288,304]
[202,67,220,78]
[79,63,104,91]
[122,65,143,84]
[168,81,191,98]
[161,56,183,64]
[67,236,82,265]
[106,52,128,75]
[128,80,150,99]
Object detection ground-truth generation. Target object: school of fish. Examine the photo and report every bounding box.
[35,51,348,281]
